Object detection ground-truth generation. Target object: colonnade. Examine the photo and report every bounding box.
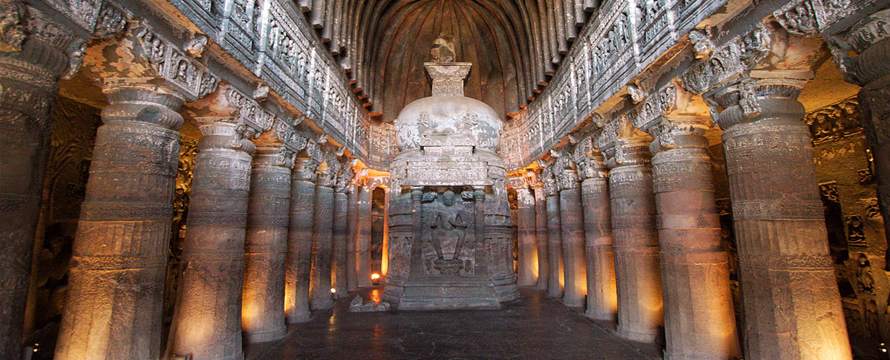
[509,77,865,359]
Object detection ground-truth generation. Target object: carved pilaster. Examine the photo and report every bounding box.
[310,161,335,310]
[554,153,585,307]
[651,118,740,359]
[705,76,852,359]
[0,3,83,357]
[241,144,293,343]
[284,156,318,323]
[168,99,260,360]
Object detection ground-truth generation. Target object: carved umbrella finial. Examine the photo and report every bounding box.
[430,34,456,63]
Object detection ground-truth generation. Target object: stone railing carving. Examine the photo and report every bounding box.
[499,0,888,170]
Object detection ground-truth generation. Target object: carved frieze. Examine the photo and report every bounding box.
[804,97,862,144]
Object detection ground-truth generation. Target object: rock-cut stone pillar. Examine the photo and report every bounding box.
[332,174,351,296]
[609,138,663,343]
[651,122,739,359]
[579,150,618,321]
[0,6,74,357]
[356,185,373,287]
[346,185,359,291]
[241,145,292,343]
[168,121,255,360]
[711,78,851,359]
[56,88,183,360]
[514,185,538,287]
[310,165,335,310]
[284,157,317,323]
[542,168,564,298]
[532,184,550,291]
[557,165,587,308]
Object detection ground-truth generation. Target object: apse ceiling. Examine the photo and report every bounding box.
[300,0,596,122]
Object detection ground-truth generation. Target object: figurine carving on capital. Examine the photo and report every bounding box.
[430,34,456,64]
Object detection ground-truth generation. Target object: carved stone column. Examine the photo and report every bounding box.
[831,9,890,269]
[284,156,317,323]
[609,136,663,343]
[651,121,739,359]
[56,88,183,360]
[310,163,335,310]
[512,176,538,287]
[346,184,359,291]
[532,183,550,291]
[708,78,851,359]
[0,4,77,357]
[556,159,586,308]
[577,149,618,321]
[332,166,353,296]
[168,120,255,360]
[356,184,373,287]
[241,145,292,343]
[542,166,564,298]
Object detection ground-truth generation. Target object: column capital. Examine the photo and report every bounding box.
[650,116,710,153]
[539,161,559,197]
[553,151,580,191]
[572,137,608,180]
[293,156,319,181]
[707,76,807,131]
[316,160,336,188]
[196,119,259,155]
[101,87,185,130]
[253,144,296,169]
[826,8,890,86]
[335,161,354,193]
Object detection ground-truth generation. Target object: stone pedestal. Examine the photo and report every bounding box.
[533,185,550,291]
[609,141,663,343]
[711,80,851,359]
[515,187,538,287]
[347,186,359,291]
[56,88,182,360]
[0,10,71,357]
[651,124,739,359]
[543,173,565,299]
[356,185,373,287]
[579,152,618,321]
[241,145,292,343]
[284,157,317,323]
[168,121,254,360]
[310,166,335,310]
[558,168,586,308]
[333,184,350,295]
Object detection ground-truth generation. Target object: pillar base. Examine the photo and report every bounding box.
[617,326,658,343]
[287,311,312,324]
[245,326,287,344]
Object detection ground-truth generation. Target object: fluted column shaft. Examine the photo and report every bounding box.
[241,146,292,343]
[347,186,359,291]
[284,157,317,323]
[356,186,373,287]
[168,121,254,360]
[558,170,586,307]
[0,10,71,357]
[310,168,335,310]
[712,81,850,359]
[545,192,564,298]
[609,141,663,343]
[533,185,550,291]
[580,154,618,321]
[56,88,182,360]
[652,125,739,359]
[332,187,349,295]
[515,187,538,287]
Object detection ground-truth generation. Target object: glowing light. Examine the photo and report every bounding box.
[330,288,337,294]
[370,273,381,280]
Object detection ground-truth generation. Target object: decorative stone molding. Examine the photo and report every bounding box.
[804,97,861,143]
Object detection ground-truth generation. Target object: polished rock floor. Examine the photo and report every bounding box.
[246,288,660,360]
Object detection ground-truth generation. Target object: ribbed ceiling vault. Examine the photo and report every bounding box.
[299,0,597,122]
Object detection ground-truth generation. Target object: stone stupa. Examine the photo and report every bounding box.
[382,36,519,310]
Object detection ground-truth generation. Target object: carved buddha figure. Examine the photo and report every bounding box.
[429,190,469,261]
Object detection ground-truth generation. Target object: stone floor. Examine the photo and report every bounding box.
[246,288,661,360]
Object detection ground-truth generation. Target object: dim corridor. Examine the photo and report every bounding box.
[245,288,660,360]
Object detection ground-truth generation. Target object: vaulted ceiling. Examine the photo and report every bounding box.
[299,0,597,122]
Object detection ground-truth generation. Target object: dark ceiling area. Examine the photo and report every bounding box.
[298,0,597,122]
